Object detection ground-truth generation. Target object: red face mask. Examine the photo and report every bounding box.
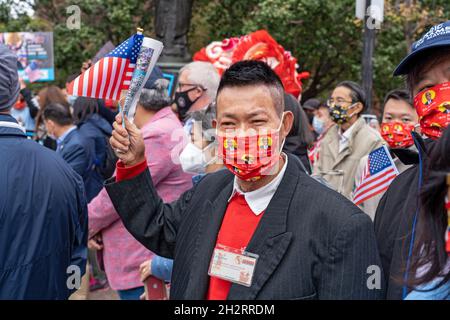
[217,118,284,181]
[380,121,414,149]
[14,98,26,110]
[414,81,450,140]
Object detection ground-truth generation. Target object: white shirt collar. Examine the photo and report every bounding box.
[227,154,288,216]
[338,121,357,153]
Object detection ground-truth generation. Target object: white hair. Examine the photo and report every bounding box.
[179,61,220,100]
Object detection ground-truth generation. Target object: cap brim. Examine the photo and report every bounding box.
[393,41,450,76]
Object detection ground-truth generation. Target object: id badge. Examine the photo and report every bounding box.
[208,244,259,287]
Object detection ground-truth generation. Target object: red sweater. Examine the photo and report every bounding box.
[116,160,264,300]
[207,193,264,300]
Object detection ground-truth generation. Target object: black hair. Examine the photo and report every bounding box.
[302,98,322,111]
[382,89,413,114]
[284,93,315,146]
[217,60,285,116]
[407,126,450,294]
[72,97,99,125]
[383,89,411,105]
[43,102,73,126]
[336,80,367,114]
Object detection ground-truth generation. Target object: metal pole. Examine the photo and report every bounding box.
[361,0,376,114]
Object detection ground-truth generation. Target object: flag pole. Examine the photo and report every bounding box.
[121,27,144,128]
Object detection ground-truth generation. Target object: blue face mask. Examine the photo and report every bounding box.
[312,116,325,135]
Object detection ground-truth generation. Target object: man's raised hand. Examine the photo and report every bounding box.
[110,114,145,167]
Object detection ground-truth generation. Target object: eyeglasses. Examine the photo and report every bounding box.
[326,98,355,108]
[177,82,206,91]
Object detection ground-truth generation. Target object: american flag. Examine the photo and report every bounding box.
[353,145,399,205]
[67,33,144,100]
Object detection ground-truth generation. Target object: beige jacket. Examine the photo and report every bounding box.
[313,117,384,199]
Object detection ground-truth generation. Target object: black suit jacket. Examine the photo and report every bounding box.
[106,154,384,300]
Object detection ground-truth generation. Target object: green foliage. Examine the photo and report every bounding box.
[1,0,449,112]
[1,0,154,86]
[191,0,450,113]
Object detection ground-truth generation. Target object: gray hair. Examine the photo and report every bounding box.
[179,61,220,100]
[190,103,216,143]
[138,79,172,111]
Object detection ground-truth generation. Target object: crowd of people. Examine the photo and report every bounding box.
[0,20,449,300]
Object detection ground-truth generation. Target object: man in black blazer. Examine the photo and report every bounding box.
[107,61,384,300]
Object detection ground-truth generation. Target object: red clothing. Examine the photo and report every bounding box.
[207,194,264,300]
[115,161,264,299]
[116,159,147,181]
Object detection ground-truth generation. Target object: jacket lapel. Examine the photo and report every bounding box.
[182,179,234,299]
[227,155,299,299]
[326,125,339,163]
[332,118,364,168]
[333,145,352,168]
[58,129,77,152]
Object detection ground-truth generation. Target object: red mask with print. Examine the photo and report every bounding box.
[380,121,414,149]
[217,121,284,181]
[414,82,450,140]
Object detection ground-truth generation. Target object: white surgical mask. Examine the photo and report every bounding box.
[179,142,216,174]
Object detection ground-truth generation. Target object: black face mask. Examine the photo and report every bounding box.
[329,103,357,125]
[173,87,201,120]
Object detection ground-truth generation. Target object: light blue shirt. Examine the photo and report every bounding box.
[10,107,35,132]
[57,126,77,150]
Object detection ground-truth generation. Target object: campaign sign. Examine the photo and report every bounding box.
[0,32,55,82]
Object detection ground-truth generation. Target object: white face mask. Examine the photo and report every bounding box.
[179,142,216,174]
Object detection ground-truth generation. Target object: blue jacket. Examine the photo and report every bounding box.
[0,114,88,299]
[57,126,98,202]
[77,114,112,201]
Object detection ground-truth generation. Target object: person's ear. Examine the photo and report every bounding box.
[45,119,53,133]
[189,86,204,100]
[354,102,364,116]
[281,111,294,137]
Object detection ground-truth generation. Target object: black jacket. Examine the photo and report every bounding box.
[106,154,384,300]
[374,138,436,299]
[282,94,313,173]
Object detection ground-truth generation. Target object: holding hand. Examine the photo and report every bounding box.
[139,259,152,282]
[88,234,103,250]
[110,114,146,167]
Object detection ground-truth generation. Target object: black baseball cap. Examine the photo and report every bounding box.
[394,20,450,76]
[302,98,322,111]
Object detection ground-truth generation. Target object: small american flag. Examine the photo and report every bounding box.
[67,33,144,100]
[353,145,399,205]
